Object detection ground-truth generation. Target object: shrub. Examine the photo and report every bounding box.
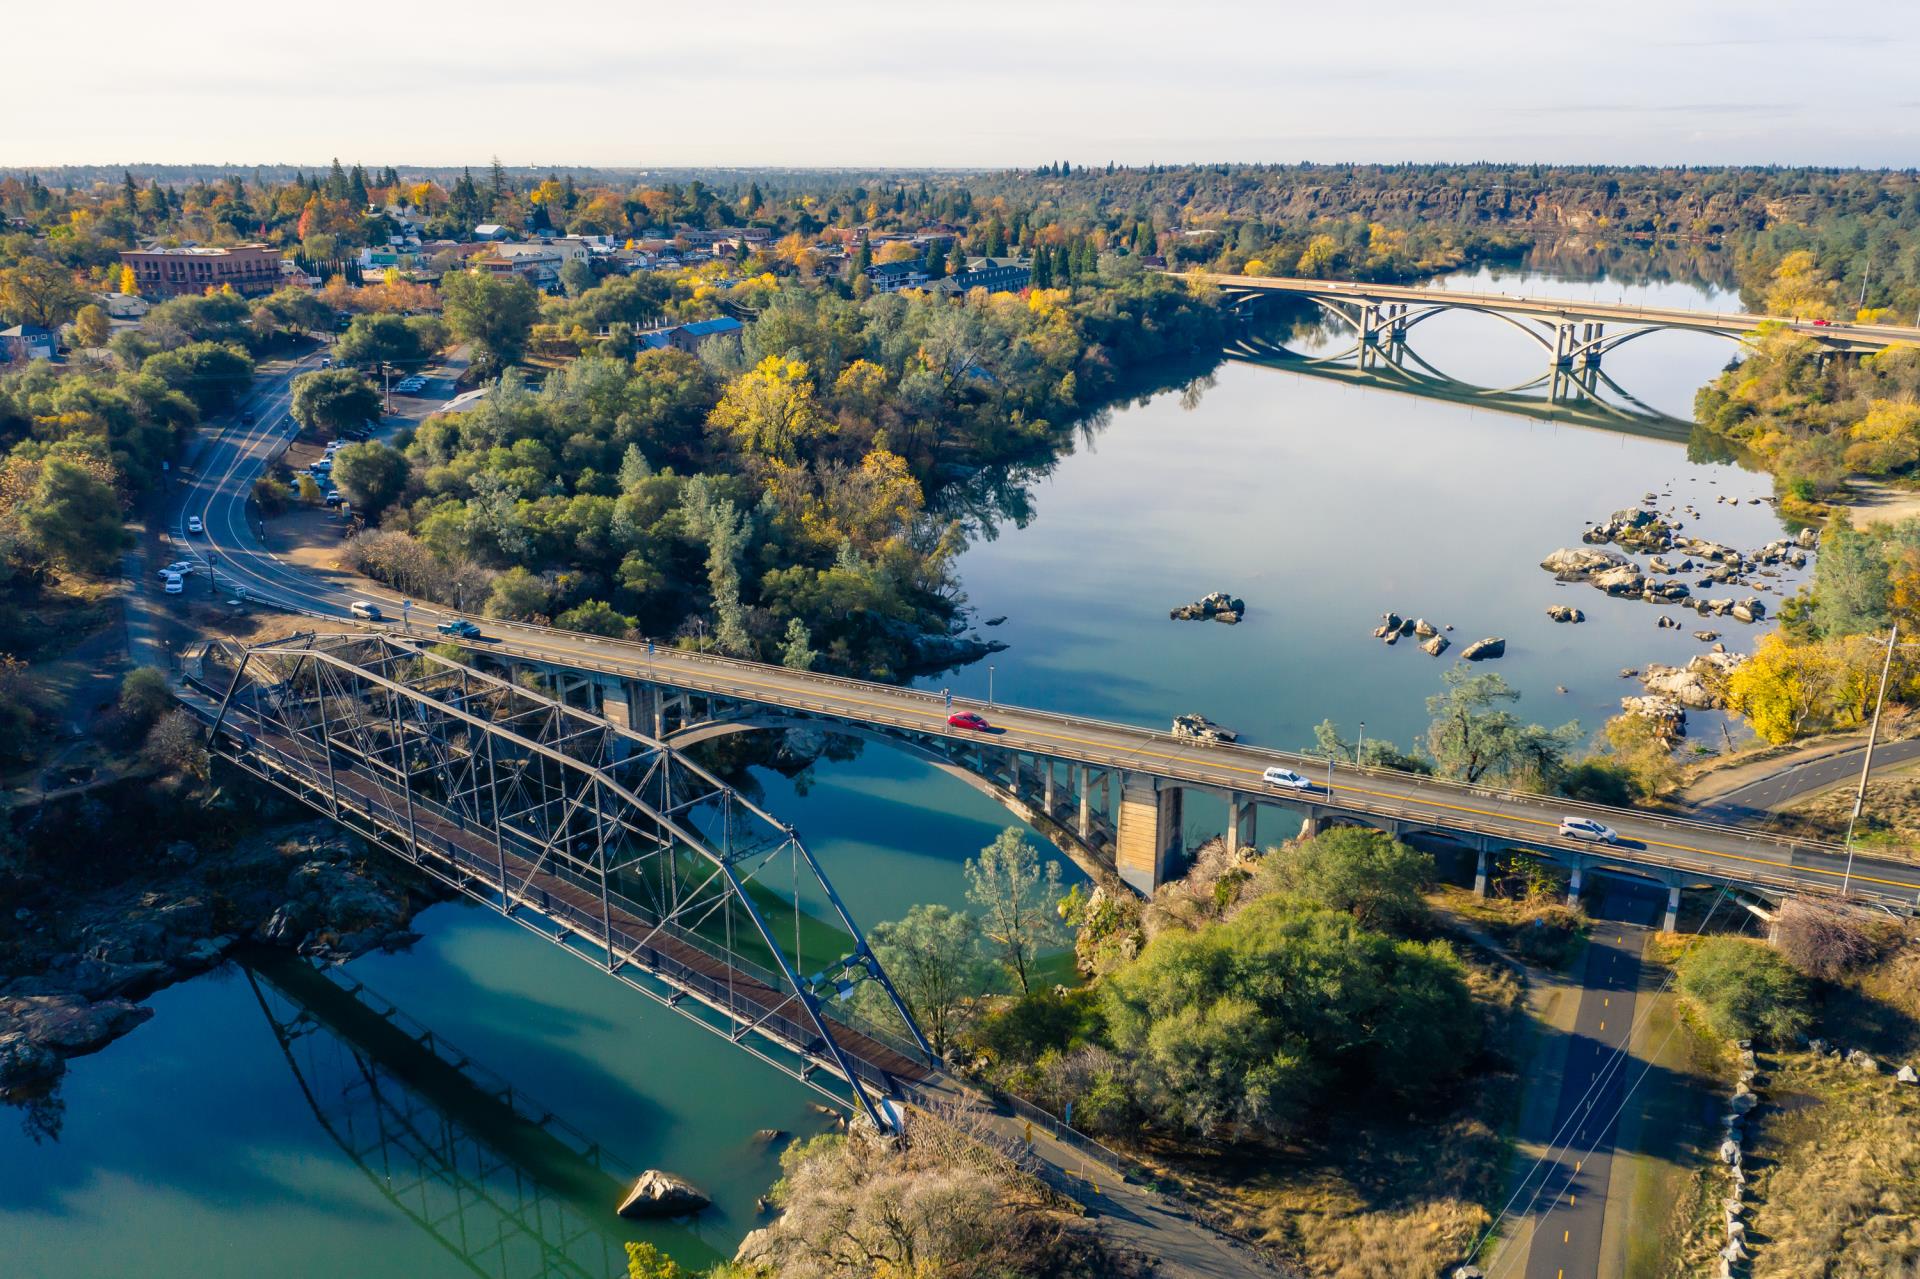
[1248,826,1433,932]
[1772,898,1882,981]
[1675,937,1812,1045]
[118,666,173,730]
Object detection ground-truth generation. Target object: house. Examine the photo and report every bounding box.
[0,324,56,363]
[669,317,745,352]
[865,260,930,293]
[474,244,565,288]
[472,223,509,241]
[98,292,149,320]
[926,256,1031,295]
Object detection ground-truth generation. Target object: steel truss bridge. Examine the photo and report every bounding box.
[187,631,935,1132]
[1186,271,1920,373]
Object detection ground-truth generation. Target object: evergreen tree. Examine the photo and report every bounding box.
[1030,246,1052,288]
[924,241,946,279]
[120,171,139,220]
[327,157,349,200]
[1052,243,1071,283]
[488,155,510,211]
[947,239,968,277]
[347,164,369,207]
[562,173,577,209]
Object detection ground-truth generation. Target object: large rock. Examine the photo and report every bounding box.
[1461,637,1506,662]
[1541,547,1632,579]
[1897,1064,1917,1084]
[1171,713,1238,744]
[618,1170,710,1219]
[1730,597,1767,624]
[1621,696,1687,739]
[1592,565,1646,596]
[1546,604,1586,624]
[1641,652,1745,710]
[1422,633,1450,657]
[1172,591,1245,622]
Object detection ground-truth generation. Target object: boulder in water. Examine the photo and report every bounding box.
[618,1170,711,1219]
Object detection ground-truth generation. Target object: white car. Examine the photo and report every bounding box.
[1559,815,1619,844]
[186,515,203,535]
[1262,766,1314,791]
[162,573,184,595]
[158,560,194,578]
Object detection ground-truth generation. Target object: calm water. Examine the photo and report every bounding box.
[0,260,1804,1277]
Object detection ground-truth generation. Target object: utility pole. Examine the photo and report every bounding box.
[1843,623,1899,896]
[1356,721,1366,765]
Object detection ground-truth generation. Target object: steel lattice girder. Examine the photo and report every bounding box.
[203,632,933,1129]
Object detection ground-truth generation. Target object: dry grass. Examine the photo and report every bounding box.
[1746,1053,1920,1278]
[1763,765,1920,856]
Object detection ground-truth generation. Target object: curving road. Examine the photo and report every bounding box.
[158,361,1920,912]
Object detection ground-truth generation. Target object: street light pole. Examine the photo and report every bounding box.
[1843,623,1899,896]
[988,665,995,706]
[1356,721,1366,766]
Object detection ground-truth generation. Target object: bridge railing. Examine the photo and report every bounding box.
[229,600,1920,894]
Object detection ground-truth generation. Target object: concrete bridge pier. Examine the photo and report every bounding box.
[1075,765,1090,840]
[1474,848,1490,897]
[1567,856,1585,906]
[1225,794,1256,857]
[1664,883,1681,933]
[1114,774,1182,894]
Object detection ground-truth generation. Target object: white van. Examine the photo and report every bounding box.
[349,600,383,622]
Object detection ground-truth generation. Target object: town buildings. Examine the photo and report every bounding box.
[117,243,283,298]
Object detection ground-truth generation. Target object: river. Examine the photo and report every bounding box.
[0,254,1806,1278]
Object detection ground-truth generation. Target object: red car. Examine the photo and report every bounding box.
[947,711,991,731]
[1810,318,1831,326]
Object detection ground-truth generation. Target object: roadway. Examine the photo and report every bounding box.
[159,364,1920,913]
[1694,738,1920,823]
[1183,272,1920,353]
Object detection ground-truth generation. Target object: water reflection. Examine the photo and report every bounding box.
[245,952,678,1279]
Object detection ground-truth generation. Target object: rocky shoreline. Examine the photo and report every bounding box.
[1,809,431,1103]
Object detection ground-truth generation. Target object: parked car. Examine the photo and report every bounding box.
[162,574,184,595]
[186,515,203,535]
[324,492,345,508]
[158,560,193,578]
[1261,766,1314,790]
[349,600,383,621]
[946,711,991,731]
[437,618,481,639]
[319,356,332,368]
[1559,815,1619,843]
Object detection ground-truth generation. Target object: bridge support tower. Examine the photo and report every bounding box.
[1114,774,1182,894]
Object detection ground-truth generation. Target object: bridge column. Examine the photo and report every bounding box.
[1664,884,1681,933]
[598,675,634,731]
[1113,774,1182,895]
[1567,857,1584,906]
[1552,320,1575,368]
[1474,848,1490,897]
[1076,765,1091,841]
[1226,794,1243,858]
[1043,761,1055,814]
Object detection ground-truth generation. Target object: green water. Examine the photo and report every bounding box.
[0,260,1802,1277]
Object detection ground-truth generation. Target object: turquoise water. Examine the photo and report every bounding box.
[0,261,1800,1277]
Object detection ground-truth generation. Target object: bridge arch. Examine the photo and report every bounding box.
[665,712,1121,886]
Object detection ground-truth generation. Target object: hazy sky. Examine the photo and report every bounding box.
[9,0,1918,169]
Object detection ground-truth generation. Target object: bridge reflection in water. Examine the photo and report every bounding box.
[1225,331,1696,441]
[245,953,708,1279]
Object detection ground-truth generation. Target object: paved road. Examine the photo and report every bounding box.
[159,360,1920,910]
[1696,738,1920,822]
[1520,887,1656,1279]
[1182,272,1920,353]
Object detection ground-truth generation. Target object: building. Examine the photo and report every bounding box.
[473,224,509,241]
[669,316,745,352]
[0,323,55,363]
[118,243,284,299]
[865,260,930,293]
[474,244,565,288]
[926,256,1031,295]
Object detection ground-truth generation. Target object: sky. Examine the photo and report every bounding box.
[7,0,1919,170]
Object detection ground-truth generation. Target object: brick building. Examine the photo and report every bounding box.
[119,243,284,299]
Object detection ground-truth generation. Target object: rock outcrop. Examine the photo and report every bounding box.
[1621,695,1687,739]
[618,1170,711,1219]
[1541,547,1632,579]
[1172,591,1245,623]
[1640,651,1745,710]
[1172,713,1238,744]
[1546,604,1585,624]
[1461,637,1506,662]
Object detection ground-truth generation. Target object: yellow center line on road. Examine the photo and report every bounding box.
[549,651,1920,893]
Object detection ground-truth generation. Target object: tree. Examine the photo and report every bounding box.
[0,257,86,329]
[142,709,209,780]
[1772,898,1882,981]
[1763,250,1839,320]
[71,304,111,350]
[117,265,139,296]
[1725,631,1881,744]
[1808,522,1892,638]
[1425,668,1579,787]
[330,441,410,518]
[484,566,549,620]
[441,270,539,374]
[1675,937,1811,1045]
[118,666,173,731]
[335,313,429,370]
[866,904,983,1054]
[1251,826,1433,932]
[706,355,828,462]
[963,827,1066,994]
[291,368,381,436]
[141,341,255,415]
[1595,712,1681,799]
[555,598,634,637]
[559,257,595,298]
[18,455,128,574]
[1101,896,1477,1137]
[780,616,817,670]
